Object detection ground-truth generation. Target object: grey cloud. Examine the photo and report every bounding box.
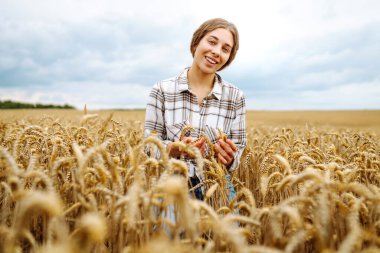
[226,21,380,95]
[0,16,193,89]
[1,9,379,110]
[219,22,380,109]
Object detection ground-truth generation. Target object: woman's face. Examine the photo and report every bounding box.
[192,28,234,74]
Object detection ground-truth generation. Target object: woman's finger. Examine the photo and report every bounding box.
[194,137,205,148]
[215,143,234,165]
[226,139,237,151]
[182,137,193,144]
[218,139,235,157]
[215,143,228,158]
[218,153,228,165]
[167,142,182,158]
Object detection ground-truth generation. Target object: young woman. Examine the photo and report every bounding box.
[144,18,247,200]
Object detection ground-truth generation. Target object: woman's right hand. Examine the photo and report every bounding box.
[167,137,205,158]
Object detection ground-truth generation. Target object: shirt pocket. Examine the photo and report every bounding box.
[165,121,188,141]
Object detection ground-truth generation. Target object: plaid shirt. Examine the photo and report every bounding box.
[144,68,247,178]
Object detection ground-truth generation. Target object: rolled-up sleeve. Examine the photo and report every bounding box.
[227,92,247,172]
[144,83,173,158]
[145,82,165,138]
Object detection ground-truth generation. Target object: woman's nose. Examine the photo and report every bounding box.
[211,46,221,56]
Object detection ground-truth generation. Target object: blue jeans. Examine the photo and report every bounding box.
[225,174,236,202]
[189,175,236,202]
[189,176,204,200]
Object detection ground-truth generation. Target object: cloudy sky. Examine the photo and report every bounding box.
[1,0,379,110]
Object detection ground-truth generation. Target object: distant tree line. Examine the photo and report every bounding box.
[0,100,75,109]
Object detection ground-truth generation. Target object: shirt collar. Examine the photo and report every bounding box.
[177,68,222,100]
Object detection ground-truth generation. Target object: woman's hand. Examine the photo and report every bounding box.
[167,137,205,158]
[214,138,237,166]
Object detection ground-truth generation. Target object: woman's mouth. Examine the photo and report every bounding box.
[205,56,218,65]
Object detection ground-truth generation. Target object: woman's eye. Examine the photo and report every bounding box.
[208,40,216,45]
[223,48,230,53]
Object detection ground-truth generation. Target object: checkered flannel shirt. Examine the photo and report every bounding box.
[144,68,247,179]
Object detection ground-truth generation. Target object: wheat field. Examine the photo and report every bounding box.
[0,109,379,253]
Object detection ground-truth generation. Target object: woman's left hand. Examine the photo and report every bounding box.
[214,138,237,166]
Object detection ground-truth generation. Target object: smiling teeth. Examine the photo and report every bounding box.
[206,57,216,64]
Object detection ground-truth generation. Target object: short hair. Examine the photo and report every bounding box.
[190,18,239,71]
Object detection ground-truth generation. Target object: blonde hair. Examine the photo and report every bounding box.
[190,18,239,71]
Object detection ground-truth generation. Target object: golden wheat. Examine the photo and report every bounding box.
[0,111,379,253]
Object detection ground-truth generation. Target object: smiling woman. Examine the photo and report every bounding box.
[144,18,246,200]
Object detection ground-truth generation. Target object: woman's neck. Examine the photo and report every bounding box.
[187,66,215,90]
